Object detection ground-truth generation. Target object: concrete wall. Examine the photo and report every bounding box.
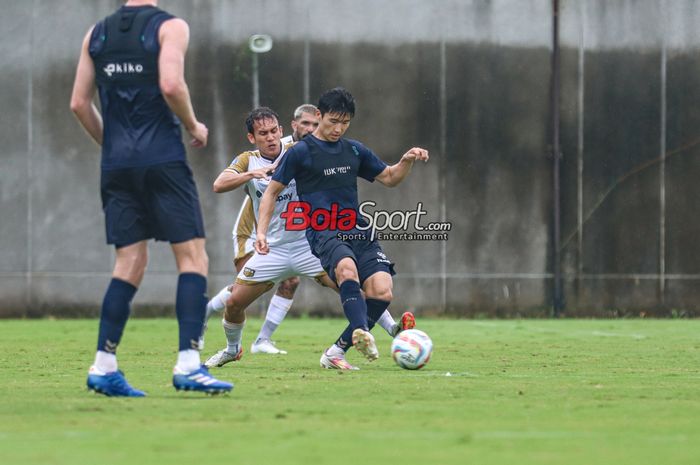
[559,0,700,315]
[1,0,699,317]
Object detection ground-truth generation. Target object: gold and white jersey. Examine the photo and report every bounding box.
[226,136,303,246]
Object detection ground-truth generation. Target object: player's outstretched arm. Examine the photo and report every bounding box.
[375,147,429,187]
[213,166,273,193]
[70,27,103,146]
[254,180,286,255]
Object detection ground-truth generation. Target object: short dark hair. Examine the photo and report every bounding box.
[317,87,355,118]
[245,107,280,134]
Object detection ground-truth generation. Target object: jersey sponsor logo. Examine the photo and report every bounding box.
[281,201,357,232]
[323,165,352,176]
[276,192,293,202]
[103,62,144,77]
[243,267,256,278]
[351,145,360,156]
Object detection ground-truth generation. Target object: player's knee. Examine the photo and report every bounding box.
[173,239,208,274]
[277,277,300,298]
[198,251,209,273]
[372,287,393,302]
[335,262,359,283]
[190,246,209,272]
[128,255,148,277]
[113,251,148,284]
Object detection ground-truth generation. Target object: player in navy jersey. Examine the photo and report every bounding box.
[254,87,428,366]
[70,0,232,396]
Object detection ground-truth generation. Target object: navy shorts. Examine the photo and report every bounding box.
[100,161,205,248]
[309,231,396,285]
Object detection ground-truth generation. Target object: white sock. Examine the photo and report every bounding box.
[326,344,344,357]
[93,351,117,373]
[206,286,232,320]
[377,310,397,336]
[202,287,233,348]
[175,349,201,373]
[256,295,293,341]
[223,318,245,353]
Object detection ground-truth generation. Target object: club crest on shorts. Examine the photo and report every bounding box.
[243,267,256,278]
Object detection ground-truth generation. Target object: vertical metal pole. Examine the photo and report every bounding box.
[576,0,585,299]
[252,52,259,109]
[303,6,311,103]
[551,0,564,316]
[439,39,447,311]
[26,0,36,316]
[659,0,667,304]
[303,37,311,103]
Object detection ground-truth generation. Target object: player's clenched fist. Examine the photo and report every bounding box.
[401,147,429,163]
[255,233,269,255]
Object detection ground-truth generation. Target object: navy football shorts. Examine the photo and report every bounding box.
[100,161,205,248]
[309,230,396,285]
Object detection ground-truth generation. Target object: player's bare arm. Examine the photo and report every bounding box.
[375,147,429,187]
[254,179,286,255]
[158,18,208,148]
[213,166,274,193]
[70,27,103,146]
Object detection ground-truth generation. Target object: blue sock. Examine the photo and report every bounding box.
[339,280,367,332]
[97,278,137,353]
[335,298,390,352]
[176,273,208,351]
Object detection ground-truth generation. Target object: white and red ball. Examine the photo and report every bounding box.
[391,329,433,370]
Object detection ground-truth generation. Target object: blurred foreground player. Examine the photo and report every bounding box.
[70,0,232,396]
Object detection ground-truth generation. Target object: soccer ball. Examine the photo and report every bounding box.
[391,329,433,370]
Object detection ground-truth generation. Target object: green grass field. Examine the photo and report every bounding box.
[1,318,699,465]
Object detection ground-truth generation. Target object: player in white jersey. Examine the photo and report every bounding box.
[204,107,408,369]
[204,105,320,355]
[203,106,337,367]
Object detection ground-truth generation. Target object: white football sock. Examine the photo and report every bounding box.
[223,318,245,353]
[326,344,345,357]
[206,286,232,320]
[93,350,118,373]
[256,294,293,341]
[175,349,201,373]
[377,310,397,336]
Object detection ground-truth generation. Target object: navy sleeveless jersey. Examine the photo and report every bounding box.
[89,5,186,170]
[273,134,387,220]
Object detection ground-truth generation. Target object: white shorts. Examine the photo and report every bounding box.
[233,235,255,262]
[236,240,326,285]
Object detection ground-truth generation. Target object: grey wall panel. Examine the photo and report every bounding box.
[444,45,551,277]
[0,2,32,279]
[665,52,700,275]
[581,51,662,274]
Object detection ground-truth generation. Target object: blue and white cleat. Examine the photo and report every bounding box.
[86,366,146,397]
[172,365,234,395]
